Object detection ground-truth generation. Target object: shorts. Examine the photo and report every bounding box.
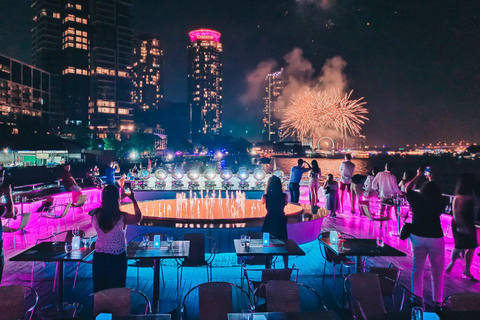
[339,182,351,191]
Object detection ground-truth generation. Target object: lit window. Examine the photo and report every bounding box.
[76,43,82,49]
[66,3,74,8]
[76,37,81,42]
[83,70,88,75]
[82,18,87,24]
[76,30,81,35]
[82,44,87,50]
[82,38,87,43]
[76,4,82,10]
[53,12,60,19]
[82,31,87,37]
[76,17,82,23]
[41,9,47,16]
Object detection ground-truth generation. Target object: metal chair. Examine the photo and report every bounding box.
[244,265,299,297]
[2,212,31,251]
[38,202,72,233]
[239,232,277,287]
[127,233,168,288]
[368,263,402,310]
[318,233,355,286]
[261,280,326,313]
[0,285,38,320]
[181,282,251,320]
[442,292,480,311]
[75,287,151,318]
[359,200,390,236]
[71,194,88,219]
[175,233,216,286]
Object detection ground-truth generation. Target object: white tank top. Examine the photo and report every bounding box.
[92,212,127,254]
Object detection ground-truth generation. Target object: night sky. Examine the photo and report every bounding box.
[1,0,479,147]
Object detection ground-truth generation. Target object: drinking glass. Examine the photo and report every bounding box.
[242,309,253,320]
[87,238,93,248]
[73,227,80,237]
[167,236,174,249]
[81,237,88,248]
[244,236,251,250]
[376,237,385,247]
[52,230,58,245]
[240,234,247,247]
[142,236,150,247]
[411,306,423,320]
[65,242,72,253]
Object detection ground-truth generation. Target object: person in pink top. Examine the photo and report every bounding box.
[372,162,401,215]
[90,185,142,292]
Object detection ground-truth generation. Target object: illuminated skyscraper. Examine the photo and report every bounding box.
[262,69,284,142]
[88,0,134,137]
[187,29,223,143]
[132,35,164,111]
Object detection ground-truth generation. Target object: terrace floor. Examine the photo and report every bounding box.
[1,189,480,319]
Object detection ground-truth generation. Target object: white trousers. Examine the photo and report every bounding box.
[410,234,445,303]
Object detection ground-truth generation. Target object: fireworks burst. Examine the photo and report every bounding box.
[280,88,368,139]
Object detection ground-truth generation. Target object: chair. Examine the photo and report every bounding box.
[2,212,31,251]
[38,203,72,233]
[368,263,402,310]
[0,285,38,320]
[345,273,386,320]
[75,287,151,318]
[71,194,88,219]
[245,266,299,297]
[262,280,326,313]
[442,292,480,311]
[239,232,277,287]
[181,282,251,320]
[176,233,216,285]
[318,233,355,286]
[359,200,390,236]
[127,233,168,288]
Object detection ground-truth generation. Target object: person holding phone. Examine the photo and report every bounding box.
[0,184,15,284]
[288,159,311,203]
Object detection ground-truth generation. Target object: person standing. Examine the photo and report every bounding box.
[90,185,142,292]
[445,173,478,281]
[105,161,120,185]
[363,167,379,199]
[406,167,447,307]
[338,154,355,213]
[262,175,289,268]
[372,163,401,215]
[288,159,311,203]
[0,184,15,284]
[61,163,82,192]
[323,174,339,217]
[309,160,321,207]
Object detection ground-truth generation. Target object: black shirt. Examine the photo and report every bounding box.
[407,190,445,238]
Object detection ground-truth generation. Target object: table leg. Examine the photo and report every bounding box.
[355,256,363,273]
[153,258,160,313]
[265,256,272,269]
[389,206,400,237]
[57,261,64,307]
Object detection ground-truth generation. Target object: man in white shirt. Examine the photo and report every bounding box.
[339,154,355,213]
[372,162,401,215]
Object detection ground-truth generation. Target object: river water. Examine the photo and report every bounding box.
[272,155,480,195]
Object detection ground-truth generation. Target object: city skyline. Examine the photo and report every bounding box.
[0,0,479,147]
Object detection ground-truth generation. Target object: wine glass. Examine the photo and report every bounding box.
[167,236,174,249]
[52,230,58,245]
[376,237,385,247]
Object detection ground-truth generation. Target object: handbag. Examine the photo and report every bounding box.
[399,223,413,240]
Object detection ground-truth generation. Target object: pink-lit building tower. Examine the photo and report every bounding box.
[187,29,223,143]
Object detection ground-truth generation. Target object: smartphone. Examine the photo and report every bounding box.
[424,166,431,176]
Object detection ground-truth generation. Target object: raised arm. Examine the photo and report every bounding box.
[1,185,15,219]
[114,162,121,173]
[405,168,424,192]
[124,189,142,225]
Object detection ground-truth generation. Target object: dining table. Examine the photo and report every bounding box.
[234,239,305,269]
[126,240,190,314]
[10,241,95,317]
[228,311,340,320]
[318,236,406,270]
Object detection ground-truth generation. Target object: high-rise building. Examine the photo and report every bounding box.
[187,29,223,143]
[262,69,284,142]
[132,35,164,111]
[31,0,134,135]
[0,54,53,128]
[88,0,134,137]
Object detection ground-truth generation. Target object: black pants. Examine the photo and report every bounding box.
[289,182,300,203]
[0,241,4,284]
[92,251,127,292]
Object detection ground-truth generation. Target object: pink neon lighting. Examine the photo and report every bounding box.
[189,29,221,43]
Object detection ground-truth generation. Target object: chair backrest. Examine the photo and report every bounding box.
[265,280,301,312]
[74,194,88,207]
[369,265,401,297]
[346,273,385,320]
[3,212,32,233]
[254,268,294,298]
[198,282,233,320]
[361,204,373,220]
[0,285,27,320]
[60,203,73,218]
[178,233,216,266]
[447,292,480,311]
[94,288,135,317]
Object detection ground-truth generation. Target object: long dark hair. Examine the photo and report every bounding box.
[455,173,475,196]
[420,181,445,211]
[265,175,283,194]
[311,160,320,174]
[97,185,123,230]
